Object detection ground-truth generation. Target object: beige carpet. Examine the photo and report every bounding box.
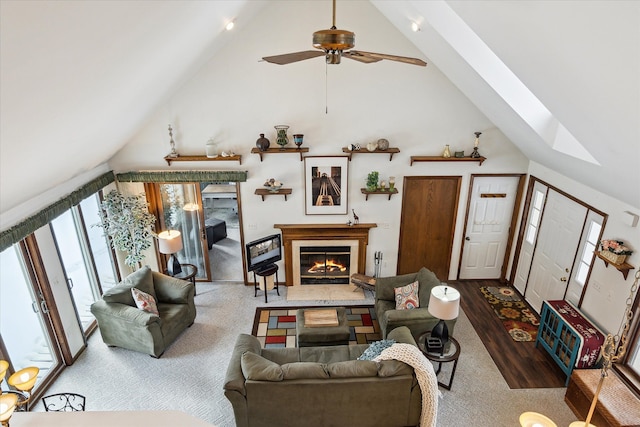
[285,284,365,301]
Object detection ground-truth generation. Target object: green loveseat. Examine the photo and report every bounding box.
[90,266,196,358]
[224,326,424,427]
[375,267,457,339]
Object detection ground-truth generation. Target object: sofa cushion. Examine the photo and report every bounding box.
[327,360,378,378]
[241,352,283,381]
[417,267,441,306]
[299,345,351,364]
[357,339,396,361]
[131,287,159,315]
[102,266,156,306]
[281,362,329,380]
[395,280,420,309]
[378,360,413,377]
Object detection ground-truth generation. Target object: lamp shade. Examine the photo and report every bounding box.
[519,412,558,427]
[428,285,460,320]
[0,393,18,423]
[158,230,183,254]
[0,360,8,382]
[8,366,39,392]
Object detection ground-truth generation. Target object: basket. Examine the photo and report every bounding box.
[600,250,626,265]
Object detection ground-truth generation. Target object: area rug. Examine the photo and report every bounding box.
[480,286,539,342]
[252,305,380,348]
[285,284,365,301]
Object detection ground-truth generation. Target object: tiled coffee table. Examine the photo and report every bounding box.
[296,307,350,347]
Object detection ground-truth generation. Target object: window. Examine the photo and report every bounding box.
[525,189,545,245]
[575,221,602,286]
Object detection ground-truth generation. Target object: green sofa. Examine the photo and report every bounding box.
[90,266,196,358]
[224,326,424,427]
[375,267,456,339]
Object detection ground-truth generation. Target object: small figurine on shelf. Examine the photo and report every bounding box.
[389,176,396,190]
[352,209,360,225]
[471,132,482,158]
[167,124,178,158]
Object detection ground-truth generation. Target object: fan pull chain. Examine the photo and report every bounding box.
[325,61,329,114]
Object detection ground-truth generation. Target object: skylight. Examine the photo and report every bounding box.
[412,0,599,165]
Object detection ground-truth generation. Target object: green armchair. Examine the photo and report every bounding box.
[90,266,196,358]
[375,267,456,339]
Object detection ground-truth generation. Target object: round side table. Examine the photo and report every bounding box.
[165,263,197,295]
[417,332,461,390]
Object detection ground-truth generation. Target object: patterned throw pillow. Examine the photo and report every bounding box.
[394,280,420,310]
[357,339,396,361]
[131,287,159,315]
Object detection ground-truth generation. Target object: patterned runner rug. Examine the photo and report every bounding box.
[252,305,380,348]
[479,287,540,342]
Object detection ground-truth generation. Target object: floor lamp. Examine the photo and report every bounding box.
[158,230,183,275]
[520,269,639,427]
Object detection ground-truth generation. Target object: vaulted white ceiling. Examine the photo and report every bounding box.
[1,0,638,216]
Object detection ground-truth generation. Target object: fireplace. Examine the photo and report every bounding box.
[275,223,377,286]
[299,245,351,284]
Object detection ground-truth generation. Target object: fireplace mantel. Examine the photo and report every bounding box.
[274,223,377,285]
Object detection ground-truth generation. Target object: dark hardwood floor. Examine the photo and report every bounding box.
[450,279,568,389]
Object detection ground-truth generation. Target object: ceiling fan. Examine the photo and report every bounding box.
[262,0,427,67]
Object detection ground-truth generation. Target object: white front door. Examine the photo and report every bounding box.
[459,176,519,279]
[524,190,587,312]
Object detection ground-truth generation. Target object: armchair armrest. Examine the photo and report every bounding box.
[90,300,159,326]
[224,334,263,396]
[152,271,194,304]
[383,307,434,324]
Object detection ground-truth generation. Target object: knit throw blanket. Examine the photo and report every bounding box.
[373,343,438,427]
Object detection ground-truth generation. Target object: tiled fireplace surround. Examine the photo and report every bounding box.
[274,223,377,286]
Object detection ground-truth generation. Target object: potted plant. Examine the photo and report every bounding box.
[96,189,156,269]
[366,171,379,191]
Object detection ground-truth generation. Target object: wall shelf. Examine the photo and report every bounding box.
[410,156,486,166]
[164,154,242,166]
[595,252,635,280]
[342,147,400,161]
[251,147,308,162]
[360,188,398,201]
[254,188,292,201]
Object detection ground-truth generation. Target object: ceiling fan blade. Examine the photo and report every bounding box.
[349,50,427,67]
[342,51,381,64]
[262,51,325,65]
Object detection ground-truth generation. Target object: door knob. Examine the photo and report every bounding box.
[560,277,568,282]
[465,236,470,241]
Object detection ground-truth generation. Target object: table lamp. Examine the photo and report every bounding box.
[158,230,183,275]
[428,285,460,346]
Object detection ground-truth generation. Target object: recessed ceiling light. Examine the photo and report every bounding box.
[225,21,235,31]
[411,21,420,32]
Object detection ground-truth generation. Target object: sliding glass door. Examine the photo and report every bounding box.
[0,246,60,393]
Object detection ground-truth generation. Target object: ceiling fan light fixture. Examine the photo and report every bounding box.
[313,28,355,51]
[325,51,342,64]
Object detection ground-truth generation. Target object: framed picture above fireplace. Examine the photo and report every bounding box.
[304,156,349,215]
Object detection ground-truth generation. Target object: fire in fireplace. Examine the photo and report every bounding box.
[299,246,350,285]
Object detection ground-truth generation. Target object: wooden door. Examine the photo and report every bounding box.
[459,175,521,279]
[397,176,461,280]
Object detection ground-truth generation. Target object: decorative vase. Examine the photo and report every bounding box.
[367,141,378,152]
[389,176,395,190]
[206,138,218,158]
[293,134,304,148]
[275,125,289,149]
[377,138,389,150]
[443,145,451,158]
[256,134,270,151]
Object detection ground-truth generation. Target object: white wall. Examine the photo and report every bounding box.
[528,161,640,335]
[109,0,529,280]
